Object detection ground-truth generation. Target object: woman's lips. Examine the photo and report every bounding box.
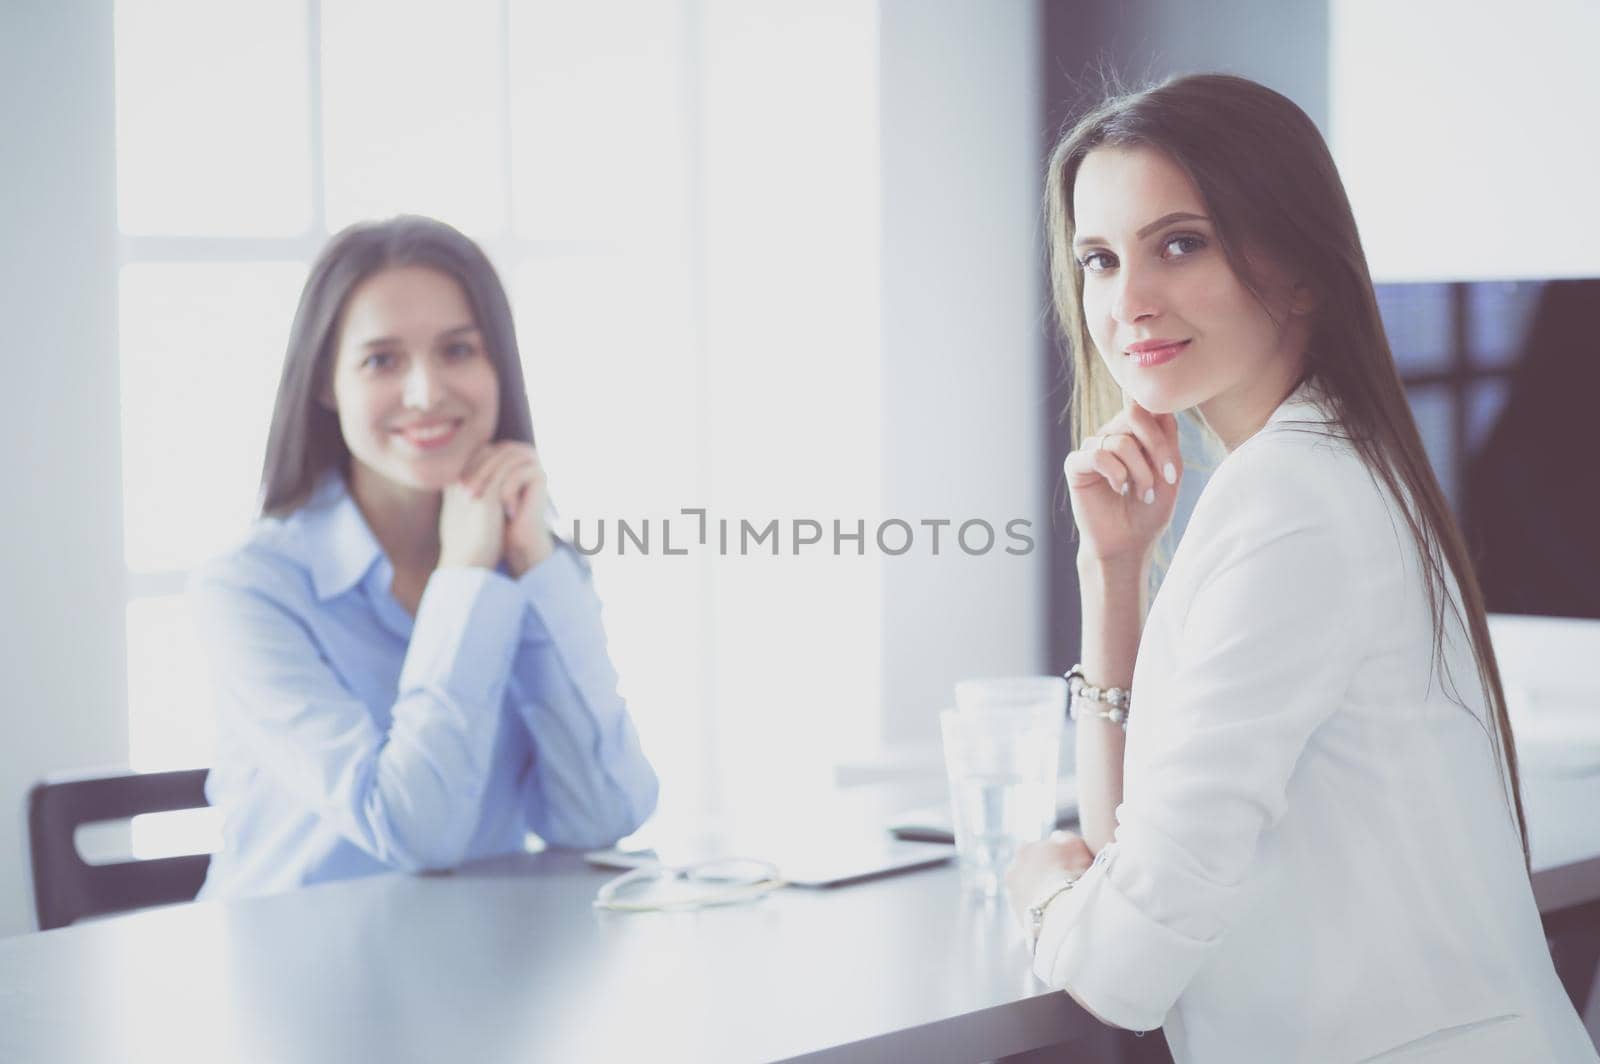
[1126,340,1190,368]
[394,420,461,451]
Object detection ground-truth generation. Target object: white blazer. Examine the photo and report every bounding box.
[1032,383,1597,1063]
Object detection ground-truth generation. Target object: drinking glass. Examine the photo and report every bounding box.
[940,682,1064,897]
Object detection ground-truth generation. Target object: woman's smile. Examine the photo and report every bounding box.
[1125,338,1190,368]
[392,418,463,452]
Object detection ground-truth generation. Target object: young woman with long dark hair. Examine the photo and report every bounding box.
[1003,75,1596,1062]
[191,216,657,898]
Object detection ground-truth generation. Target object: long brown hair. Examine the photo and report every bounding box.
[1045,73,1530,868]
[259,215,535,517]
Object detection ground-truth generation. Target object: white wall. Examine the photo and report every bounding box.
[0,0,126,938]
[697,0,885,807]
[1331,0,1600,282]
[878,0,1046,748]
[689,0,1049,781]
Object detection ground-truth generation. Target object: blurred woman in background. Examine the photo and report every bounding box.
[192,215,656,898]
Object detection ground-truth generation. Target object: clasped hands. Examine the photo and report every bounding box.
[439,441,554,578]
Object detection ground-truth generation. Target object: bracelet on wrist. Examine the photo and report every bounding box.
[1063,664,1131,727]
[1028,846,1114,959]
[1028,875,1081,956]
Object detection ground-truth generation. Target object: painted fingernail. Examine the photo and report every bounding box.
[1119,481,1129,496]
[1143,488,1155,505]
[1163,462,1177,484]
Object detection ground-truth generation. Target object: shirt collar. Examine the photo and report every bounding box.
[293,470,385,601]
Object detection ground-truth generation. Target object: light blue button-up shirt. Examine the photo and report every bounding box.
[190,472,658,899]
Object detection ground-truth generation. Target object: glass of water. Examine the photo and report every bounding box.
[940,680,1064,897]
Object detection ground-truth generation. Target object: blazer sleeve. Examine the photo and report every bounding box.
[1032,441,1373,1030]
[510,546,659,848]
[191,559,526,871]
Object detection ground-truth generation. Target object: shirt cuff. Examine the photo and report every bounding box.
[516,546,603,646]
[1031,844,1213,1032]
[400,566,526,705]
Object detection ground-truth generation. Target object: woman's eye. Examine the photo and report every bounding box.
[1077,250,1116,273]
[1163,233,1206,258]
[444,341,476,359]
[362,352,395,371]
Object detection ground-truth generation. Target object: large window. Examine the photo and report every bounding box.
[1373,282,1533,513]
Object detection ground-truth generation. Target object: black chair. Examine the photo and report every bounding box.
[27,767,212,931]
